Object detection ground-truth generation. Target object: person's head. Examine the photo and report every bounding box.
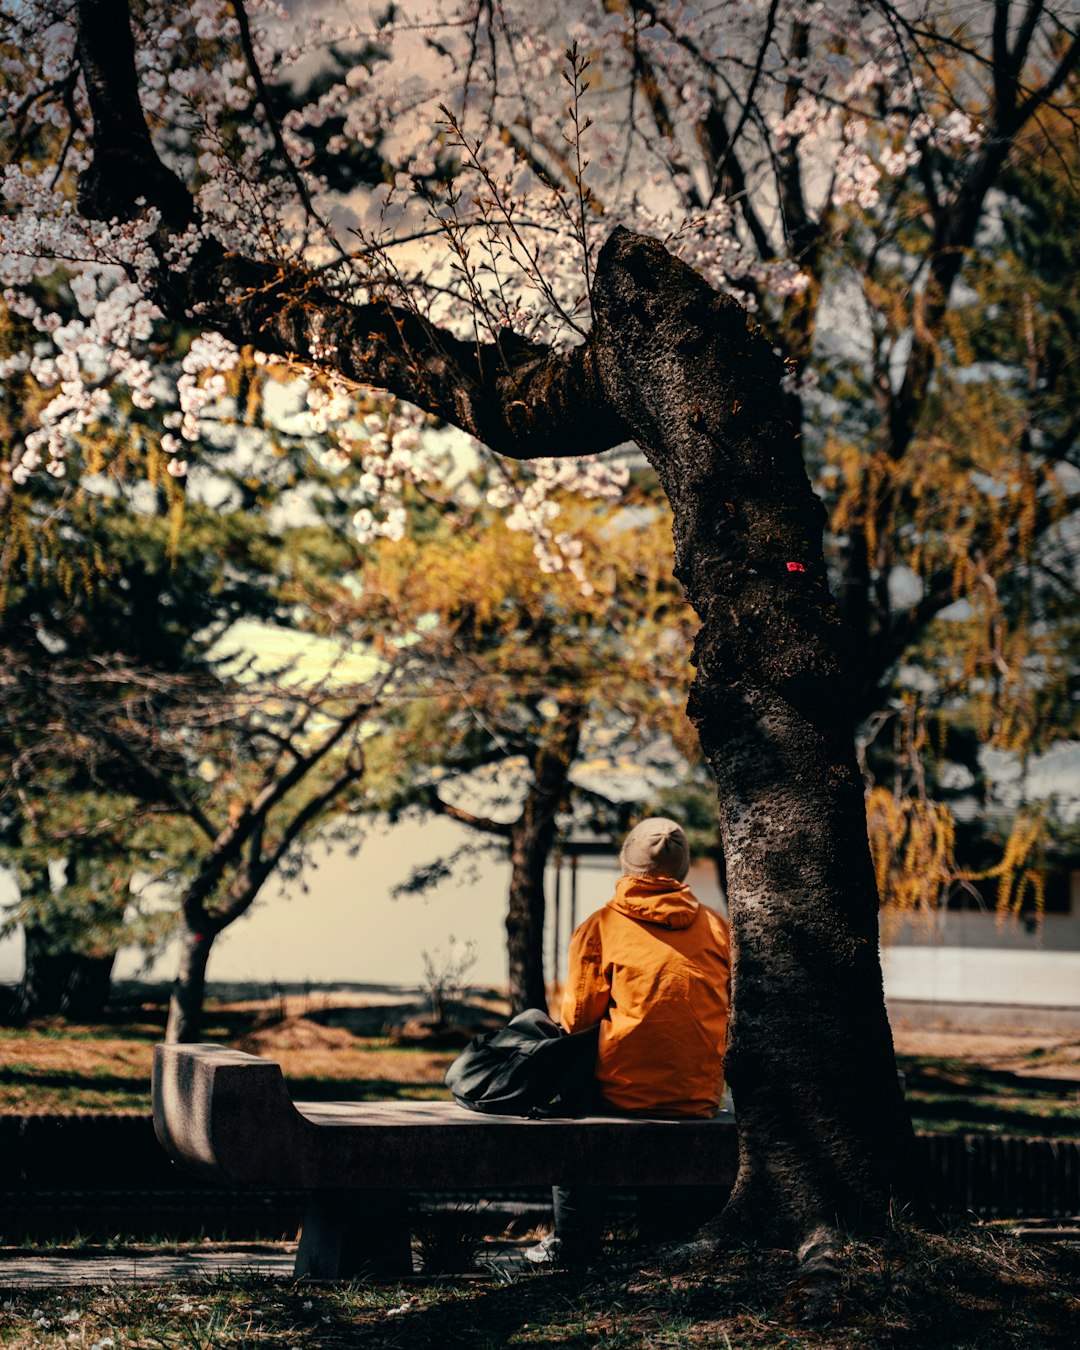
[618,817,690,883]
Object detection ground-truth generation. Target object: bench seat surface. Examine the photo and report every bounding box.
[153,1044,737,1191]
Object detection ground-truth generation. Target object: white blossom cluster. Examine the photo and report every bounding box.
[297,384,627,575]
[153,331,244,477]
[266,381,436,543]
[486,455,630,592]
[1,1,264,480]
[768,11,986,211]
[5,251,166,483]
[347,408,428,545]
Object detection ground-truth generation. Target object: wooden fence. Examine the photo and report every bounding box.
[915,1132,1080,1218]
[1,1115,1077,1242]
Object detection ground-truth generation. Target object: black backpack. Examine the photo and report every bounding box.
[445,1008,600,1117]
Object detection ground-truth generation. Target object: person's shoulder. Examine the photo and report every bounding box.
[696,901,731,935]
[590,899,640,940]
[581,902,614,926]
[571,907,606,945]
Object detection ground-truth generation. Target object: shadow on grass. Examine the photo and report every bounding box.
[0,1065,451,1105]
[219,1270,614,1350]
[0,1067,148,1097]
[192,1232,1080,1350]
[404,1232,1079,1350]
[835,1223,1080,1350]
[2,1224,1078,1348]
[909,1097,1080,1136]
[0,1006,267,1042]
[900,1057,1080,1137]
[900,1058,1080,1100]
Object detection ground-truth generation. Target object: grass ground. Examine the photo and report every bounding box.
[0,1223,1077,1348]
[0,995,462,1114]
[1,993,1078,1137]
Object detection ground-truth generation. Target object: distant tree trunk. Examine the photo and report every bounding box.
[505,708,584,1015]
[16,925,70,1020]
[593,229,915,1245]
[13,855,118,1023]
[506,808,555,1016]
[165,922,216,1043]
[62,948,116,1020]
[15,924,116,1021]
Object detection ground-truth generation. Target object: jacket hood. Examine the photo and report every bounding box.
[608,875,700,930]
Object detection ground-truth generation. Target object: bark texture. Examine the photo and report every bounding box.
[165,922,216,1044]
[591,228,914,1242]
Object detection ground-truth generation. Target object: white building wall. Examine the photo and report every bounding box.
[881,946,1080,1008]
[2,829,1077,1009]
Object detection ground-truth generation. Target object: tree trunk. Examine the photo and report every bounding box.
[165,922,216,1044]
[592,228,915,1244]
[16,925,74,1020]
[505,709,584,1015]
[506,811,554,1016]
[15,925,116,1022]
[60,949,116,1020]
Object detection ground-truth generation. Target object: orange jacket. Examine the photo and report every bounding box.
[560,875,731,1118]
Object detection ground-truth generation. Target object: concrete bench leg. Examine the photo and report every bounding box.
[295,1188,412,1279]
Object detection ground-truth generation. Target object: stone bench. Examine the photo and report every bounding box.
[152,1043,737,1278]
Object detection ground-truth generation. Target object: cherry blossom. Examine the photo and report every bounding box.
[0,0,1049,567]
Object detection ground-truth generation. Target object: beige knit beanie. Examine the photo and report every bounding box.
[619,817,690,882]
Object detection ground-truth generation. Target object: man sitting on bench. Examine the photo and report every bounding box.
[526,816,732,1267]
